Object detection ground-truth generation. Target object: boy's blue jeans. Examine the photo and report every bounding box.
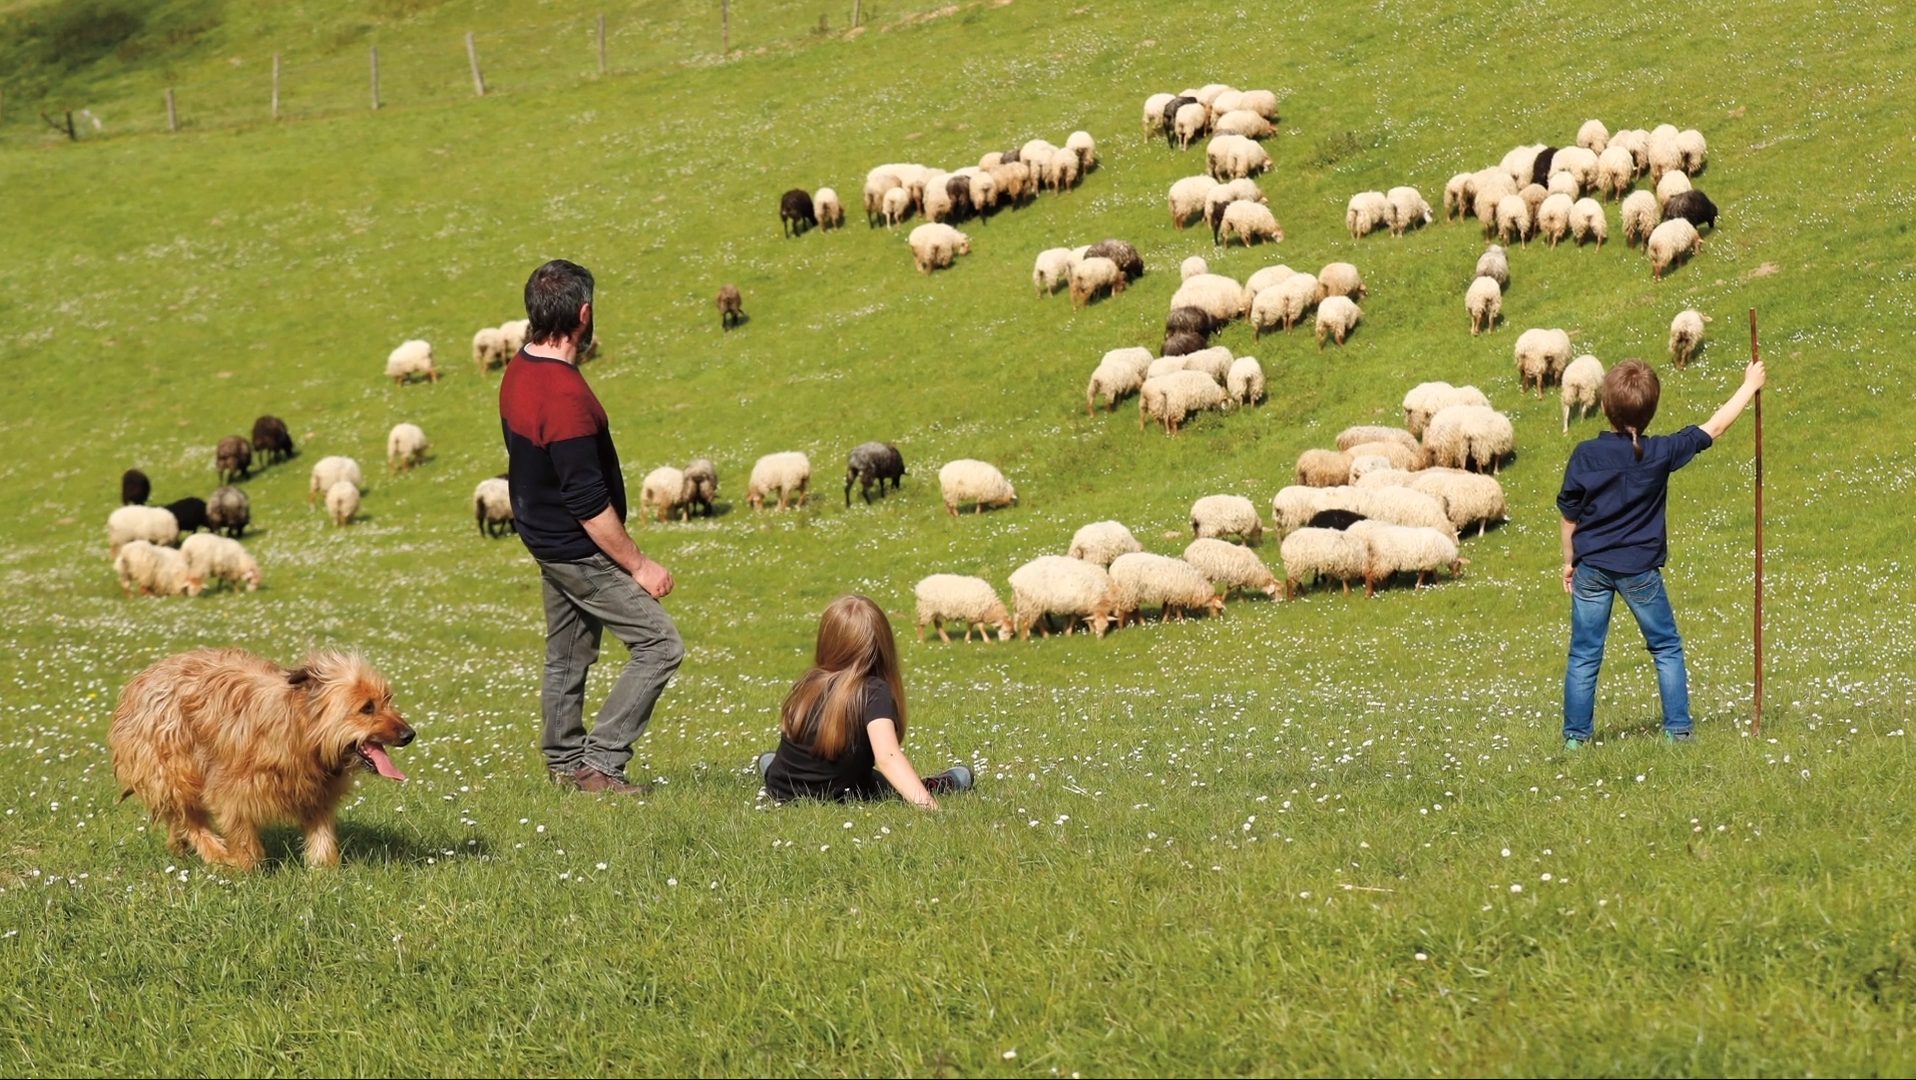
[1564,564,1692,741]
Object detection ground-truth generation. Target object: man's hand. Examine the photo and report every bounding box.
[634,557,674,599]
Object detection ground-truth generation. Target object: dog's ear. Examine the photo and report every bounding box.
[286,667,312,687]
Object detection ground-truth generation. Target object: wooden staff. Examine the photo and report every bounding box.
[1750,307,1763,737]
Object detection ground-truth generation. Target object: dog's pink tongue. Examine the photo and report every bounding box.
[363,745,407,782]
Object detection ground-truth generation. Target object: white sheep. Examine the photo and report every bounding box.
[1552,145,1600,189]
[1140,370,1228,435]
[1386,186,1433,236]
[1610,128,1650,172]
[1561,354,1605,433]
[325,480,360,526]
[497,318,529,356]
[1444,172,1473,221]
[1170,273,1249,323]
[1086,347,1154,414]
[913,575,1012,643]
[1167,345,1233,383]
[385,340,438,385]
[1656,169,1692,208]
[1268,485,1323,537]
[1647,218,1703,280]
[1046,147,1082,192]
[1179,256,1209,281]
[1670,309,1711,368]
[472,327,508,373]
[474,477,513,536]
[1676,129,1707,175]
[1242,263,1295,299]
[1205,134,1270,180]
[1569,197,1608,248]
[1218,200,1282,247]
[1143,93,1175,138]
[907,222,971,273]
[1577,119,1610,153]
[1331,485,1454,536]
[1423,404,1515,473]
[1237,89,1279,121]
[1535,192,1575,247]
[1621,190,1660,248]
[1596,145,1636,200]
[1501,143,1547,185]
[106,506,180,556]
[965,169,1000,213]
[1209,89,1245,117]
[864,166,903,223]
[815,187,845,230]
[1174,103,1211,150]
[1068,520,1143,567]
[386,422,429,474]
[1069,256,1126,308]
[1343,439,1425,472]
[1190,494,1264,546]
[1182,537,1280,600]
[1475,245,1510,289]
[180,533,261,593]
[1317,262,1366,301]
[1347,520,1463,595]
[748,451,812,511]
[1296,449,1352,487]
[1066,130,1097,171]
[1109,552,1224,626]
[1647,125,1683,183]
[938,459,1016,515]
[1335,426,1419,454]
[1315,296,1363,349]
[1008,556,1118,639]
[1250,273,1319,338]
[1348,454,1395,483]
[307,456,362,507]
[1279,527,1368,598]
[1467,275,1502,336]
[1033,247,1077,296]
[1520,182,1549,222]
[881,185,912,227]
[1346,191,1391,238]
[113,540,203,598]
[1473,171,1518,233]
[1402,382,1490,437]
[640,465,692,523]
[1547,170,1582,200]
[1168,175,1221,228]
[1227,356,1265,406]
[1405,468,1508,537]
[1193,83,1236,109]
[1514,327,1573,398]
[1495,194,1532,246]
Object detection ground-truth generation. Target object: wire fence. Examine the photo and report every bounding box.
[4,2,962,145]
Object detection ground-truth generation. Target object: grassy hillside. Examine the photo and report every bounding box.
[2,0,1914,1074]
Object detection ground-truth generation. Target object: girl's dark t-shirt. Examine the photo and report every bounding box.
[765,677,896,803]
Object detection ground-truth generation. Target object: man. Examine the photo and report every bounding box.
[499,259,682,795]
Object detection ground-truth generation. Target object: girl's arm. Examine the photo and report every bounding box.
[868,717,938,811]
[1700,360,1767,440]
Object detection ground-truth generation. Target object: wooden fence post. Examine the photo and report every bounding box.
[466,31,486,96]
[165,88,177,132]
[597,14,607,75]
[272,53,281,120]
[722,0,730,53]
[371,46,381,110]
[853,0,862,26]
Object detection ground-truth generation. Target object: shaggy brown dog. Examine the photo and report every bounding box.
[109,648,414,871]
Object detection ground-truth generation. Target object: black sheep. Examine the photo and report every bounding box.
[251,415,295,464]
[1162,95,1197,146]
[1307,509,1367,531]
[779,188,818,237]
[1162,330,1207,357]
[1165,306,1218,340]
[943,175,974,222]
[1085,239,1144,282]
[1529,147,1558,187]
[121,468,150,506]
[165,497,209,534]
[1661,189,1718,231]
[844,442,907,507]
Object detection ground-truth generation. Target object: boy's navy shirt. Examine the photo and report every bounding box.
[1556,426,1714,575]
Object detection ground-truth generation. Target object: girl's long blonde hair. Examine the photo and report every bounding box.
[779,595,907,760]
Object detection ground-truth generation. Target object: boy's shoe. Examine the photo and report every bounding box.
[573,765,652,797]
[755,751,777,777]
[923,765,974,795]
[1564,737,1585,752]
[1664,731,1693,744]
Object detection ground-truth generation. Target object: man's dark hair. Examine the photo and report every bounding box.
[524,260,595,347]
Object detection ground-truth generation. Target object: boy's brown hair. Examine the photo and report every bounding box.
[1601,359,1661,460]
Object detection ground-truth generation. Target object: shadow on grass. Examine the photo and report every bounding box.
[258,821,491,870]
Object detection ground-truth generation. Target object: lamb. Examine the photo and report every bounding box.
[386,422,429,474]
[1046,147,1082,192]
[325,480,360,526]
[779,188,817,236]
[474,477,514,537]
[1536,192,1575,247]
[106,505,180,556]
[1335,426,1419,454]
[385,340,438,385]
[1206,134,1270,180]
[113,540,203,598]
[1070,257,1126,308]
[1279,527,1368,598]
[1647,218,1703,280]
[938,459,1015,516]
[1515,328,1573,397]
[215,435,252,483]
[1226,356,1265,406]
[1180,256,1209,281]
[308,455,362,507]
[1168,175,1221,228]
[748,451,812,511]
[845,442,906,506]
[165,497,208,535]
[1346,191,1391,238]
[1171,273,1249,324]
[1347,520,1464,596]
[206,485,250,539]
[1402,382,1490,437]
[1182,538,1280,600]
[1422,404,1515,473]
[1444,172,1473,221]
[1569,198,1608,248]
[1675,128,1708,175]
[1577,119,1610,154]
[1296,449,1352,487]
[815,187,845,230]
[1109,552,1224,626]
[1068,520,1143,567]
[1656,169,1692,208]
[1084,239,1144,282]
[1466,275,1502,335]
[683,458,718,516]
[907,223,971,273]
[1086,347,1154,414]
[717,284,745,329]
[498,318,530,356]
[1174,102,1211,150]
[472,326,509,373]
[1033,248,1078,295]
[1561,354,1605,433]
[121,468,150,506]
[1066,130,1098,171]
[1190,494,1264,546]
[1139,370,1228,435]
[1317,262,1366,301]
[1143,93,1176,138]
[180,533,261,593]
[1596,145,1636,200]
[1218,200,1282,247]
[1315,296,1363,348]
[1621,190,1660,248]
[1344,439,1425,472]
[1475,245,1510,289]
[1242,263,1295,300]
[1495,194,1533,246]
[913,575,1012,643]
[1008,556,1118,639]
[1662,189,1718,231]
[1250,273,1319,337]
[881,186,912,227]
[1670,309,1711,368]
[640,465,693,522]
[1212,109,1274,139]
[1386,186,1433,236]
[1405,468,1508,537]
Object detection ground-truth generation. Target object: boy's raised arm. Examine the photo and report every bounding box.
[1701,360,1767,440]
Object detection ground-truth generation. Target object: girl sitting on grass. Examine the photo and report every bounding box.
[757,595,972,809]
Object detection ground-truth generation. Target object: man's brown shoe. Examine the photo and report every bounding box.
[573,765,652,796]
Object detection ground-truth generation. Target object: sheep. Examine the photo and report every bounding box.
[165,497,208,535]
[1212,109,1273,140]
[1242,263,1295,300]
[717,284,745,329]
[864,167,903,225]
[206,485,250,539]
[1403,382,1490,437]
[498,318,530,356]
[307,456,362,507]
[1536,192,1575,247]
[1068,520,1143,567]
[1656,169,1693,208]
[1210,89,1245,117]
[1166,305,1219,340]
[1466,275,1503,336]
[1344,439,1425,472]
[1218,200,1282,247]
[914,575,1012,643]
[907,223,971,273]
[1471,246,1509,293]
[1577,119,1610,154]
[1551,146,1600,190]
[1330,486,1454,537]
[1169,175,1222,228]
[1621,190,1660,248]
[1346,191,1391,238]
[325,480,360,526]
[106,506,179,556]
[246,415,293,467]
[1670,309,1712,368]
[472,327,509,373]
[1569,198,1608,248]
[1472,171,1518,232]
[925,173,970,222]
[1317,262,1366,301]
[1237,89,1279,121]
[1182,538,1280,600]
[1296,449,1352,487]
[1034,248,1078,295]
[1227,356,1265,406]
[1515,327,1574,398]
[1596,145,1636,200]
[683,458,718,517]
[113,540,203,598]
[384,422,428,475]
[881,186,912,227]
[1335,426,1419,454]
[1547,170,1581,200]
[1386,186,1433,236]
[1139,371,1228,435]
[1279,527,1368,598]
[1270,485,1327,537]
[1008,556,1118,640]
[1611,128,1650,172]
[1315,296,1363,348]
[1164,345,1233,383]
[779,188,817,236]
[1307,508,1368,531]
[1662,189,1719,231]
[1250,274,1319,338]
[121,468,150,506]
[1171,273,1249,324]
[1647,126,1683,183]
[181,533,261,593]
[1676,128,1708,175]
[1163,330,1208,357]
[1070,257,1126,308]
[1501,144,1547,186]
[1444,172,1473,221]
[1647,218,1703,280]
[1190,494,1264,546]
[639,465,692,523]
[1180,256,1209,281]
[1174,102,1211,150]
[748,451,812,511]
[1405,468,1508,537]
[1206,134,1270,180]
[1495,194,1533,246]
[1066,130,1098,171]
[385,339,438,385]
[1348,454,1395,483]
[937,459,1015,516]
[1423,404,1515,473]
[814,187,845,231]
[1143,93,1176,138]
[1045,147,1082,192]
[474,477,514,537]
[845,442,906,506]
[1558,353,1606,434]
[1109,552,1224,626]
[1348,520,1464,596]
[1520,182,1550,223]
[1084,239,1144,282]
